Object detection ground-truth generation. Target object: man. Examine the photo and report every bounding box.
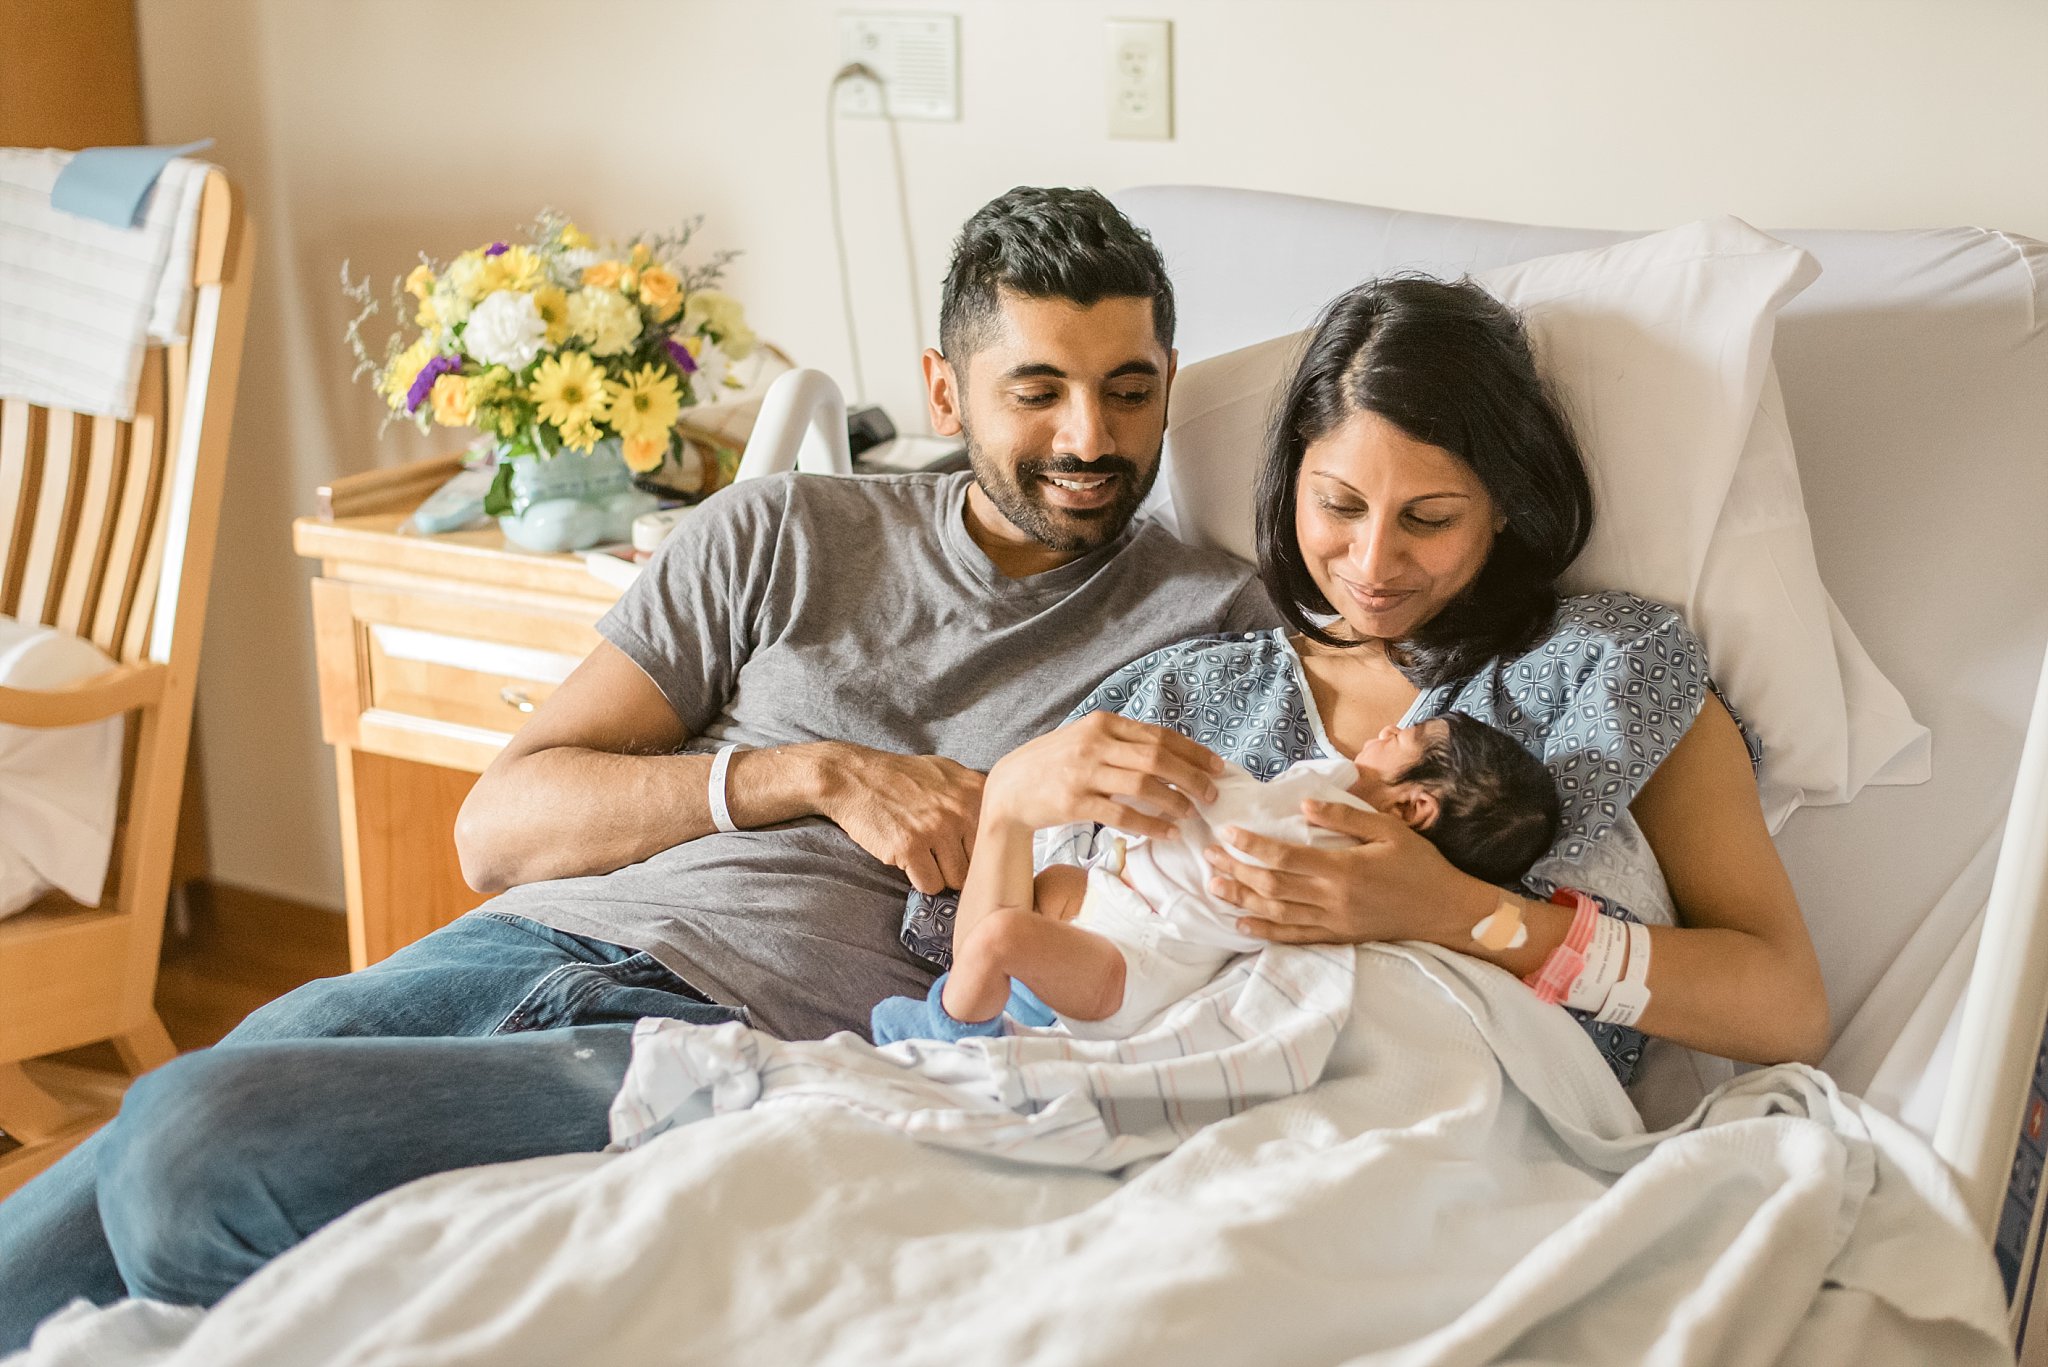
[0,185,1275,1347]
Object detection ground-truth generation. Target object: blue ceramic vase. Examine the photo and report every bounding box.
[496,440,658,553]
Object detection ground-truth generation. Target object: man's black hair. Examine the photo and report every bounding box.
[938,186,1175,366]
[1399,711,1561,886]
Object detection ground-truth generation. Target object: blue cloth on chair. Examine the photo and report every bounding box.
[50,139,213,228]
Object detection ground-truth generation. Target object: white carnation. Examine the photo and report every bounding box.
[463,290,548,371]
[567,287,642,357]
[690,347,732,405]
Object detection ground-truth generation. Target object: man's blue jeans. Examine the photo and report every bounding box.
[0,911,743,1352]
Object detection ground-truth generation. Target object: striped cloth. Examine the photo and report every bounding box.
[610,941,1356,1172]
[0,149,210,419]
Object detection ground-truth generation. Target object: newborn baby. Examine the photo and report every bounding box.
[872,712,1561,1045]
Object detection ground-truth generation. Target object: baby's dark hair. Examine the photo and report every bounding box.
[1398,712,1561,886]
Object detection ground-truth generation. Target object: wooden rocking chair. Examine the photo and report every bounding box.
[0,167,253,1194]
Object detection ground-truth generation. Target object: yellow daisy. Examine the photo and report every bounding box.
[532,285,570,345]
[606,363,683,444]
[382,337,433,410]
[530,351,610,433]
[479,244,546,294]
[558,417,603,453]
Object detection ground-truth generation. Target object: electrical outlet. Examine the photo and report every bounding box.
[837,13,960,121]
[1106,18,1172,140]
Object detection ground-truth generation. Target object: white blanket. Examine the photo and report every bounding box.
[8,945,2013,1367]
[612,941,1357,1171]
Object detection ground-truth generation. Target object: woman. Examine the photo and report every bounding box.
[931,276,1829,1077]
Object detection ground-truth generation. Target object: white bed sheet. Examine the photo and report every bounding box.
[4,945,2012,1367]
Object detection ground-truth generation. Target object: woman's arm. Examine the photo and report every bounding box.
[1207,696,1830,1067]
[1613,694,1830,1064]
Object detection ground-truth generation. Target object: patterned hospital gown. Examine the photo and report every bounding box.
[902,591,1761,1085]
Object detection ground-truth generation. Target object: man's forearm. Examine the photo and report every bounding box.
[456,741,841,892]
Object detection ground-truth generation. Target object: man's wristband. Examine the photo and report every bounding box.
[709,742,744,833]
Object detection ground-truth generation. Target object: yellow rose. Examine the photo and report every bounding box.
[428,372,475,428]
[622,434,668,473]
[558,222,592,250]
[581,260,625,290]
[404,264,437,300]
[637,267,683,321]
[629,242,652,269]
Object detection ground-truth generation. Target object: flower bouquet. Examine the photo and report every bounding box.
[346,212,755,550]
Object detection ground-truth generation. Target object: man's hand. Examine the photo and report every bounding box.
[982,712,1223,837]
[809,743,986,894]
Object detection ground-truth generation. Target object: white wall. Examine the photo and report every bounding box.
[136,0,2048,911]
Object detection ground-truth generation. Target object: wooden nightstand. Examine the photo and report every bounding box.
[293,457,624,969]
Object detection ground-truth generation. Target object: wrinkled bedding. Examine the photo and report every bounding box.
[8,944,2012,1367]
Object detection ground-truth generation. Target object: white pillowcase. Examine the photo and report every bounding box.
[1162,216,1928,830]
[0,616,123,919]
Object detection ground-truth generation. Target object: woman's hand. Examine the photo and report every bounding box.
[983,712,1224,837]
[1205,800,1493,944]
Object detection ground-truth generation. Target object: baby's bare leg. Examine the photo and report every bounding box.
[942,908,1128,1024]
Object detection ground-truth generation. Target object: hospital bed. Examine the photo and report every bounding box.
[750,181,2048,1343]
[1107,184,2048,1347]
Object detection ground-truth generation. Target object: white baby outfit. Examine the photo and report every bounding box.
[1061,756,1373,1039]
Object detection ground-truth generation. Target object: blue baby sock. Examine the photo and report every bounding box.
[869,972,1007,1045]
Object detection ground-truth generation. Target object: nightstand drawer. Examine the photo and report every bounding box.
[312,577,603,772]
[363,623,573,732]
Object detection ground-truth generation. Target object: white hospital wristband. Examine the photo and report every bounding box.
[708,742,744,833]
[1563,913,1629,1014]
[1595,920,1653,1027]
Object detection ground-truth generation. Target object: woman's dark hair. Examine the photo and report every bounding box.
[938,186,1174,366]
[1255,275,1593,688]
[1400,712,1561,886]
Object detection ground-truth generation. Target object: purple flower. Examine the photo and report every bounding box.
[404,354,462,414]
[664,337,698,374]
[484,241,509,257]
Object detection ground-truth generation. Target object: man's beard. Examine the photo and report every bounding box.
[963,425,1161,555]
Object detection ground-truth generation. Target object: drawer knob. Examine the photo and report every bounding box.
[499,686,536,714]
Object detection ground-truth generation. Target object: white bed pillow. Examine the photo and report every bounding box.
[0,616,123,919]
[1162,216,1928,829]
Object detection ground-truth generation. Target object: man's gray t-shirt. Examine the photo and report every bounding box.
[482,470,1277,1041]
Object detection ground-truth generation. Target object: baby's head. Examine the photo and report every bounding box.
[1351,712,1560,886]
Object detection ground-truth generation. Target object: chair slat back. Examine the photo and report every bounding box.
[53,411,124,637]
[15,407,82,625]
[89,353,165,657]
[0,399,38,613]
